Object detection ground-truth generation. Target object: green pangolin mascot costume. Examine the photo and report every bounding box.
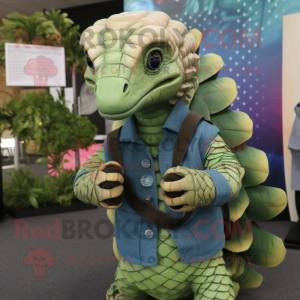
[73,11,288,300]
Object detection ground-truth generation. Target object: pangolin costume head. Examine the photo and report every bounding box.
[80,11,202,120]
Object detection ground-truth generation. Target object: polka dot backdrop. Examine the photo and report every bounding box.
[172,0,285,148]
[124,0,300,190]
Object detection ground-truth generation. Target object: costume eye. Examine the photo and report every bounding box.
[86,52,94,70]
[147,51,162,70]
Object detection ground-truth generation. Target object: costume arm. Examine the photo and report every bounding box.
[73,145,105,205]
[161,133,244,211]
[202,133,244,204]
[76,145,106,174]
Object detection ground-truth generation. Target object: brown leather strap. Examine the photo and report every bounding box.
[107,127,123,165]
[173,111,205,167]
[107,112,203,229]
[123,179,192,229]
[107,112,231,235]
[107,124,188,228]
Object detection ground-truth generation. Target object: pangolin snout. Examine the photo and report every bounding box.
[95,77,133,115]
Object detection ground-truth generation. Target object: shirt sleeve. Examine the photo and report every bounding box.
[72,144,106,189]
[199,121,244,207]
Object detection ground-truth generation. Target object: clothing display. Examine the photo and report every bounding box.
[288,105,300,191]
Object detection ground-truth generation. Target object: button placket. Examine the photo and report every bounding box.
[140,174,154,187]
[144,196,153,203]
[141,159,151,169]
[145,229,154,239]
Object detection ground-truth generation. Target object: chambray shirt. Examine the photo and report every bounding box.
[74,100,231,266]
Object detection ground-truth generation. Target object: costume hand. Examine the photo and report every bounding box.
[160,166,216,212]
[75,161,124,209]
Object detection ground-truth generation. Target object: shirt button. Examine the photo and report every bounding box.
[140,174,154,187]
[141,159,151,169]
[144,196,153,203]
[145,229,154,239]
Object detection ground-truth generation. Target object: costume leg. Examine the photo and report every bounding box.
[106,264,149,300]
[190,252,235,300]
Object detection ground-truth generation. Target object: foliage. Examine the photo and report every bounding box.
[0,90,98,174]
[3,168,78,209]
[44,9,86,72]
[35,153,70,176]
[3,168,44,209]
[0,9,85,71]
[54,169,78,206]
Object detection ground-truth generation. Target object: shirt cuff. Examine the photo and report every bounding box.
[73,171,90,189]
[204,169,231,207]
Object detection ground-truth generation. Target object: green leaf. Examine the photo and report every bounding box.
[29,195,39,208]
[195,77,237,114]
[241,223,286,267]
[223,250,263,288]
[228,187,249,222]
[235,146,269,187]
[197,53,224,84]
[245,186,287,221]
[33,111,41,127]
[210,110,253,147]
[36,157,51,164]
[189,98,210,120]
[225,213,253,252]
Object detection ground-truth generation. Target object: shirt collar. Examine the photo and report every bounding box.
[119,99,190,143]
[119,115,143,144]
[162,99,190,133]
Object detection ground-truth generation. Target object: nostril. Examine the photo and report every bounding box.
[123,83,128,93]
[95,85,97,92]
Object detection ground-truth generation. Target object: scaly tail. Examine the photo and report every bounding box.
[189,52,288,296]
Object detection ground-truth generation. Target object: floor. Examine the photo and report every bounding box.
[0,206,298,300]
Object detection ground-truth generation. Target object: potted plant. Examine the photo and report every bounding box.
[0,9,85,72]
[0,10,93,217]
[1,91,98,218]
[3,167,98,218]
[0,9,86,145]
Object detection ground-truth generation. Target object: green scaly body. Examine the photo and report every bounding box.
[107,105,235,300]
[74,10,288,300]
[75,104,241,300]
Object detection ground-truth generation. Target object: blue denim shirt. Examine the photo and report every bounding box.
[74,100,231,266]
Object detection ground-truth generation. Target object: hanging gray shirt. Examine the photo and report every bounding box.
[288,105,300,191]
